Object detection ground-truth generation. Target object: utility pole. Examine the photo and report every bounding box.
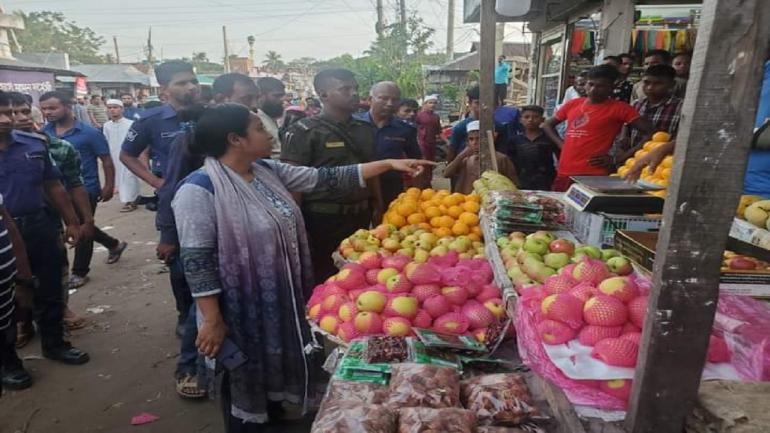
[112,36,120,64]
[376,0,384,37]
[222,25,230,73]
[399,0,406,27]
[146,27,153,65]
[478,0,496,172]
[446,0,455,58]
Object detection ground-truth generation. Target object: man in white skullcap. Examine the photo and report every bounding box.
[104,99,140,211]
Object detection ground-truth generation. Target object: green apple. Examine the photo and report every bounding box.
[415,239,433,251]
[527,231,555,243]
[437,237,453,248]
[601,249,622,261]
[575,245,602,260]
[497,237,511,248]
[523,238,549,255]
[396,247,414,257]
[543,252,571,269]
[413,249,429,263]
[400,239,415,249]
[430,245,449,256]
[419,232,438,244]
[382,238,400,252]
[352,229,369,239]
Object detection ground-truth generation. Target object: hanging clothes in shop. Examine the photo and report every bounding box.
[570,30,596,56]
[630,29,696,57]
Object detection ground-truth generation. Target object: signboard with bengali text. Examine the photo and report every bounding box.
[0,69,55,103]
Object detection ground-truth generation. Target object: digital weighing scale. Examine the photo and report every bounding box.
[564,176,665,214]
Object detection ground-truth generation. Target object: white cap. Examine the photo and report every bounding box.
[423,94,439,103]
[467,120,480,132]
[106,99,123,107]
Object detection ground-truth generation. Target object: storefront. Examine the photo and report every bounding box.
[527,1,702,113]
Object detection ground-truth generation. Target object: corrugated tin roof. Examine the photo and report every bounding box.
[0,57,81,76]
[430,42,530,72]
[68,64,152,85]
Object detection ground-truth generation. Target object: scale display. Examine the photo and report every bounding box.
[565,179,664,214]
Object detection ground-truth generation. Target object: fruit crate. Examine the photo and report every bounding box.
[564,205,661,247]
[730,218,770,251]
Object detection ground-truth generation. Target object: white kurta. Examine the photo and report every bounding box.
[103,118,140,204]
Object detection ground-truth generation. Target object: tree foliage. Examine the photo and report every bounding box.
[13,11,107,64]
[191,52,224,74]
[263,50,286,72]
[310,15,444,99]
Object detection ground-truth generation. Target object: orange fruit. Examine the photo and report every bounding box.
[434,227,452,238]
[459,212,479,226]
[441,195,455,207]
[420,189,435,200]
[438,215,455,228]
[396,202,417,217]
[447,205,464,218]
[624,158,636,168]
[462,201,480,213]
[407,213,427,225]
[439,204,448,214]
[388,213,406,227]
[471,226,482,237]
[435,189,450,197]
[397,193,406,200]
[468,233,481,242]
[425,207,441,218]
[451,222,470,236]
[652,131,671,142]
[419,201,433,211]
[406,187,421,197]
[661,168,672,179]
[430,216,443,228]
[450,193,465,205]
[466,194,481,203]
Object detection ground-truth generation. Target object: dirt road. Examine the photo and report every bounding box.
[3,200,225,433]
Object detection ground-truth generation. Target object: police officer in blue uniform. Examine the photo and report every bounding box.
[120,61,200,335]
[0,92,89,390]
[355,81,422,205]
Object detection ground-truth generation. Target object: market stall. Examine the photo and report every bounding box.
[303,1,770,432]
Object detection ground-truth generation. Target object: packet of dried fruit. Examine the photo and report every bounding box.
[407,338,463,370]
[413,328,487,353]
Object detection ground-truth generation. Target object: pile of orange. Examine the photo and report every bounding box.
[383,188,484,242]
[615,131,674,198]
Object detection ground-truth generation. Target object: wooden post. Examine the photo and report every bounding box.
[626,1,770,432]
[478,0,496,172]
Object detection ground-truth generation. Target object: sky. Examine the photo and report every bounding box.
[6,0,530,64]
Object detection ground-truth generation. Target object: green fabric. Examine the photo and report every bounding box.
[48,136,84,189]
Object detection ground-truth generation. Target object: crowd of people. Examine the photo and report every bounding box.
[0,46,730,433]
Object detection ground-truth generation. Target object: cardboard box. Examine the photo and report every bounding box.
[615,230,770,298]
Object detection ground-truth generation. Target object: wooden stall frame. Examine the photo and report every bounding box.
[476,0,770,432]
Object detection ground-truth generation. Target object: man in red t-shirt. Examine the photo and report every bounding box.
[543,64,654,192]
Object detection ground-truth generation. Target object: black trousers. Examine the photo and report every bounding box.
[495,83,508,106]
[0,325,21,395]
[304,210,371,285]
[15,211,66,350]
[72,193,120,277]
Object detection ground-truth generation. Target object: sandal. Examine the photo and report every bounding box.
[64,317,88,331]
[176,373,206,399]
[106,241,128,264]
[119,203,137,213]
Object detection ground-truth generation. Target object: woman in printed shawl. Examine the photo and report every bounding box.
[172,103,431,433]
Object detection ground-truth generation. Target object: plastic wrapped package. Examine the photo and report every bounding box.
[365,336,409,364]
[461,373,539,426]
[397,407,476,433]
[388,363,461,408]
[476,426,545,433]
[311,403,397,433]
[325,380,390,406]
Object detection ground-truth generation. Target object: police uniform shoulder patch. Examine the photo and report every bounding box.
[293,117,317,131]
[395,118,416,129]
[124,128,138,142]
[14,130,48,143]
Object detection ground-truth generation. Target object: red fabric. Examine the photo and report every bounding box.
[555,98,640,176]
[570,30,586,55]
[551,175,575,192]
[415,110,441,161]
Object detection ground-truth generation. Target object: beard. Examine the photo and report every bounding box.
[261,101,284,118]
